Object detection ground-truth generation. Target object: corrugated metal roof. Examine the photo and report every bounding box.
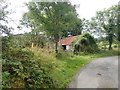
[58,36,78,45]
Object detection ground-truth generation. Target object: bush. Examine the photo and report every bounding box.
[112,44,118,48]
[56,49,73,60]
[2,48,57,88]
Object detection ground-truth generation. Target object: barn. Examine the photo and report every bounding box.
[58,36,78,51]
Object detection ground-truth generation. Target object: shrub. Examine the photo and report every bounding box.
[55,49,73,60]
[112,44,118,48]
[2,48,57,88]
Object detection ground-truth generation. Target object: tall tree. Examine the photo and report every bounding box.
[0,0,13,36]
[82,18,91,33]
[21,2,80,53]
[62,18,82,37]
[89,5,118,50]
[118,2,120,41]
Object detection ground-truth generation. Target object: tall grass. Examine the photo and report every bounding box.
[2,46,119,88]
[28,47,119,88]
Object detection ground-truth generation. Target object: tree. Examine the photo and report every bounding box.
[61,18,82,37]
[118,2,120,41]
[89,5,118,50]
[21,2,80,53]
[103,18,116,50]
[0,0,13,36]
[0,0,13,59]
[82,18,91,33]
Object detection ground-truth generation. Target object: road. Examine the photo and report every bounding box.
[69,56,119,88]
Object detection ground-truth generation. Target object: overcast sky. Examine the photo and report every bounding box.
[6,0,119,34]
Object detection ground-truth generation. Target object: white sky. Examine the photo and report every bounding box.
[6,0,119,34]
[70,0,119,20]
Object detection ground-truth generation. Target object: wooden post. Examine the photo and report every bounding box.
[31,43,34,48]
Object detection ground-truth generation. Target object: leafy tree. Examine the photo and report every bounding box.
[21,2,80,53]
[62,18,82,37]
[82,18,91,33]
[89,5,118,50]
[0,0,13,36]
[118,3,120,41]
[0,0,14,60]
[72,19,82,36]
[102,18,116,50]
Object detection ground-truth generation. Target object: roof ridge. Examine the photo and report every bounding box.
[58,36,78,45]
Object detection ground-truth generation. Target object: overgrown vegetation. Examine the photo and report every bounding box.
[2,38,57,88]
[21,2,82,53]
[83,5,118,50]
[2,35,119,88]
[1,0,119,89]
[72,33,99,54]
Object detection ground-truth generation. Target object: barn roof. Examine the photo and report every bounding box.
[58,36,78,46]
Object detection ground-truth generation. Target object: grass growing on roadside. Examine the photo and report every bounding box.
[28,47,95,88]
[51,48,119,88]
[52,56,92,88]
[2,46,119,88]
[30,47,119,88]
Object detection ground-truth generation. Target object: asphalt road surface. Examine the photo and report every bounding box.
[69,56,119,88]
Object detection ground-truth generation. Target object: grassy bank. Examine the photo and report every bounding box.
[51,48,119,88]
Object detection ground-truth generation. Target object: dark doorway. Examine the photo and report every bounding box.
[62,45,66,50]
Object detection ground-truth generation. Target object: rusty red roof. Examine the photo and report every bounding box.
[58,36,78,46]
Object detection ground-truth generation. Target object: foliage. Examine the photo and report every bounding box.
[21,2,81,53]
[62,19,82,37]
[2,48,57,88]
[82,18,91,33]
[50,48,119,88]
[0,0,13,35]
[112,44,118,48]
[2,35,57,88]
[12,32,48,48]
[89,5,118,50]
[72,33,99,54]
[2,1,119,89]
[2,35,15,59]
[117,3,120,41]
[2,40,119,88]
[55,49,73,60]
[13,33,32,47]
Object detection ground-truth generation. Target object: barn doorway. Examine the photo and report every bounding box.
[62,45,66,50]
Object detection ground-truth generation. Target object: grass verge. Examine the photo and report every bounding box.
[2,46,119,88]
[51,48,119,88]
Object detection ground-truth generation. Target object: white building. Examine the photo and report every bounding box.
[58,36,78,51]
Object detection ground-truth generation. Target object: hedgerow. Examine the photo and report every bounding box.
[2,36,57,88]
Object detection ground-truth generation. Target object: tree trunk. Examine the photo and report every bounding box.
[55,41,58,53]
[108,42,112,50]
[108,35,113,50]
[54,34,59,53]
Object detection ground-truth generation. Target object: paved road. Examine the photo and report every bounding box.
[69,56,119,88]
